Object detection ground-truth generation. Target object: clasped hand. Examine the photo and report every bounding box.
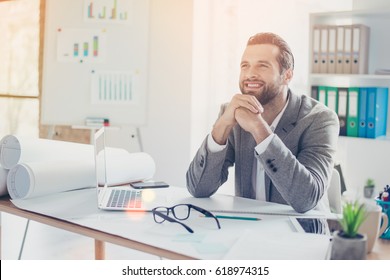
[228,94,271,143]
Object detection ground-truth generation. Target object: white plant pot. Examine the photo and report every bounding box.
[330,231,367,260]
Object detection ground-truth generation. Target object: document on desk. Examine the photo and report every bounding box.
[223,230,331,260]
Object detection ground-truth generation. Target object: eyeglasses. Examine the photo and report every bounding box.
[152,203,221,233]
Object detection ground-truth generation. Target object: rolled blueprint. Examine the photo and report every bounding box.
[0,135,94,170]
[97,152,156,186]
[7,152,156,200]
[0,167,8,196]
[7,160,96,200]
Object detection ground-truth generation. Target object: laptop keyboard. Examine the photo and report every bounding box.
[107,189,142,209]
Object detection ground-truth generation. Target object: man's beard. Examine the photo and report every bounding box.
[240,80,282,105]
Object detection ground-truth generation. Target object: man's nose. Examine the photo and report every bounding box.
[246,66,258,79]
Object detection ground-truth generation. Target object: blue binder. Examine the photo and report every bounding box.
[366,87,389,138]
[358,87,368,138]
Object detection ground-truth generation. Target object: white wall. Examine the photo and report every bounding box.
[142,0,193,187]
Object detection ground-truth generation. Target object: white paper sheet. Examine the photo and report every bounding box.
[223,229,331,260]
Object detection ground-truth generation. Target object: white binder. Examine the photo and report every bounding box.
[351,24,370,74]
[312,25,321,73]
[336,26,344,74]
[343,25,352,74]
[326,87,338,112]
[327,26,337,73]
[319,26,328,73]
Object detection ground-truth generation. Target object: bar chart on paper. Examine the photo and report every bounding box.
[91,71,136,104]
[57,28,106,63]
[84,0,132,23]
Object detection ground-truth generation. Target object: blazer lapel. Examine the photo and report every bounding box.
[274,90,301,141]
[266,90,301,201]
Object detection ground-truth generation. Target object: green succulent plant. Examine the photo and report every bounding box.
[365,178,375,188]
[338,201,367,238]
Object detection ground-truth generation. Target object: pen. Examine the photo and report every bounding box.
[201,215,261,221]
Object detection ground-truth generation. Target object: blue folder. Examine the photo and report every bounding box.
[366,87,389,138]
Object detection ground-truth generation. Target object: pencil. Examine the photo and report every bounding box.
[202,215,261,221]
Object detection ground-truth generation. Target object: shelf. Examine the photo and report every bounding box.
[339,135,390,142]
[311,9,390,21]
[309,8,390,136]
[310,74,390,80]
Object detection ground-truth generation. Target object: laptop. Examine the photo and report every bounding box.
[93,127,167,211]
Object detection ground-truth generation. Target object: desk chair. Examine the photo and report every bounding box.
[328,168,342,214]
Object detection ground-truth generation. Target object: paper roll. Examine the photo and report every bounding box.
[7,160,96,200]
[0,135,94,170]
[0,167,9,196]
[98,152,156,185]
[7,151,156,200]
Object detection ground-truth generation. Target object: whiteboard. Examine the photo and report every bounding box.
[41,0,149,126]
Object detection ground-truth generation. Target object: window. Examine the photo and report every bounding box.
[0,0,43,137]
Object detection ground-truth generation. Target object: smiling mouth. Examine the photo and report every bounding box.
[244,81,264,89]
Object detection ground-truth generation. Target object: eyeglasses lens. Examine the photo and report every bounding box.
[172,204,190,220]
[153,207,169,223]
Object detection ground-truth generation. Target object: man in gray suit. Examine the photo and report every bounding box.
[186,33,339,213]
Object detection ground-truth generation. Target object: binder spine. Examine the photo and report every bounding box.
[347,87,359,137]
[337,88,348,136]
[358,87,368,138]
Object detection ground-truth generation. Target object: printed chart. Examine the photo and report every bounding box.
[91,70,137,104]
[84,0,132,23]
[57,28,107,63]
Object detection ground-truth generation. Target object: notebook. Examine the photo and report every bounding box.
[93,127,167,211]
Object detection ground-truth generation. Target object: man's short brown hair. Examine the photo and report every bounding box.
[247,32,294,73]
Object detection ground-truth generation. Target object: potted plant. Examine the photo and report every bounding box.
[331,200,368,260]
[364,178,375,198]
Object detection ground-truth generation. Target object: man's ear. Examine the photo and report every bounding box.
[283,69,293,84]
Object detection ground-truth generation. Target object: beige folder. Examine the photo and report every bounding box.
[312,25,321,73]
[351,24,370,74]
[336,26,345,74]
[343,25,353,74]
[319,26,328,73]
[327,26,337,73]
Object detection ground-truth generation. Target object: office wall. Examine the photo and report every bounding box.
[141,0,193,186]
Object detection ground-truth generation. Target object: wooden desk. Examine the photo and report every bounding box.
[367,239,390,260]
[0,196,194,260]
[1,190,389,260]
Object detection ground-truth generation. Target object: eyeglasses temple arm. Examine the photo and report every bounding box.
[153,211,194,233]
[190,205,221,229]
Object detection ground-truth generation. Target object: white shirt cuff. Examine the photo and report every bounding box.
[254,133,275,155]
[207,134,227,152]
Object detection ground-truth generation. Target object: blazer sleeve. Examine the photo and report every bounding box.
[256,106,339,213]
[186,104,235,198]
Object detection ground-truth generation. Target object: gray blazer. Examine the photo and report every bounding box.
[186,90,339,213]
